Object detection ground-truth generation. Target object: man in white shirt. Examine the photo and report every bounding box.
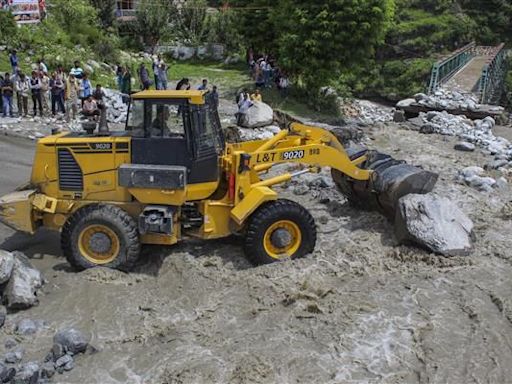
[15,73,30,117]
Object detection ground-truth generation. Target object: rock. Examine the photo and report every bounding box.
[241,102,274,129]
[55,354,73,369]
[486,159,509,170]
[393,110,406,123]
[40,362,55,379]
[53,329,88,355]
[306,176,334,189]
[0,367,15,383]
[420,123,438,134]
[454,142,476,152]
[466,175,496,191]
[15,319,38,335]
[414,93,428,102]
[0,306,6,329]
[460,166,485,178]
[83,64,94,75]
[395,193,474,256]
[0,250,14,284]
[5,349,24,364]
[4,338,17,350]
[396,98,416,108]
[497,177,508,189]
[293,184,310,196]
[13,362,39,384]
[5,253,43,309]
[51,343,66,361]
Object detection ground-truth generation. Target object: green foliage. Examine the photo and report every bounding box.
[89,0,117,29]
[460,0,512,44]
[170,0,212,47]
[132,0,173,52]
[0,10,18,46]
[206,10,244,53]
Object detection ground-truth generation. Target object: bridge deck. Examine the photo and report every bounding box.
[443,55,489,94]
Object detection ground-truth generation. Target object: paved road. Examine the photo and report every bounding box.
[444,56,489,94]
[0,136,61,256]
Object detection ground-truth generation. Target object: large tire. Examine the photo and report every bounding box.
[61,204,140,271]
[244,199,316,265]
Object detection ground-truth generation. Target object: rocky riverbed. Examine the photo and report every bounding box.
[1,99,512,383]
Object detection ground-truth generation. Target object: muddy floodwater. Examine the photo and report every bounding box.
[1,121,512,383]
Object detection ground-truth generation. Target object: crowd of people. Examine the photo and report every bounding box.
[247,49,289,97]
[0,50,104,121]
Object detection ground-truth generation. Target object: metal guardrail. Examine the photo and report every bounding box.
[428,42,476,94]
[478,43,506,104]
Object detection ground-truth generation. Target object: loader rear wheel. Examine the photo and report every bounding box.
[244,199,316,265]
[61,204,140,271]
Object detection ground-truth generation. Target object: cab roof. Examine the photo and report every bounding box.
[131,90,207,105]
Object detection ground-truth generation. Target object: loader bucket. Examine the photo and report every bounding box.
[0,190,38,234]
[332,149,438,219]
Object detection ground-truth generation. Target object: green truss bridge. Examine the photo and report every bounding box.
[428,42,507,105]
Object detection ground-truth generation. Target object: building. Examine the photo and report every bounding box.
[116,0,138,21]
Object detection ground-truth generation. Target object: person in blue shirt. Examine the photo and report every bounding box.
[196,79,208,91]
[79,73,92,108]
[9,50,18,74]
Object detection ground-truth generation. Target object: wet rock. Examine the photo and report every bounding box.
[53,329,88,355]
[15,319,37,336]
[5,253,43,309]
[414,93,428,102]
[484,159,508,170]
[393,110,406,123]
[241,102,274,129]
[4,338,17,350]
[0,367,15,383]
[395,193,474,256]
[0,250,14,284]
[54,354,73,369]
[40,362,55,379]
[13,362,39,384]
[420,123,438,134]
[497,177,508,189]
[51,343,66,361]
[293,184,309,196]
[5,349,24,364]
[454,142,475,152]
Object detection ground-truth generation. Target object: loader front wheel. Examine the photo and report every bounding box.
[244,199,316,265]
[61,204,140,271]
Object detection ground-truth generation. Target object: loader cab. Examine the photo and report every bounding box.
[125,90,224,184]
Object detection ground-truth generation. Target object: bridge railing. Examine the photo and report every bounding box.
[428,42,476,94]
[478,43,506,104]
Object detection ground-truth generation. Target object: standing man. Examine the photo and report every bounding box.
[65,73,79,122]
[9,50,18,74]
[1,73,14,118]
[37,59,48,74]
[39,70,50,115]
[156,63,168,90]
[138,63,151,90]
[79,73,92,108]
[15,73,30,117]
[49,72,65,116]
[196,79,208,91]
[211,85,219,110]
[29,71,43,117]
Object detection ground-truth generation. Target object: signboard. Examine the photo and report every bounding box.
[0,0,46,24]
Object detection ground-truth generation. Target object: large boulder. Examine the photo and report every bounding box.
[395,193,474,256]
[241,102,274,128]
[4,253,43,309]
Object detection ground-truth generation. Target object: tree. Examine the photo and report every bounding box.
[170,0,212,46]
[0,10,18,46]
[133,0,173,52]
[89,0,116,29]
[274,0,395,92]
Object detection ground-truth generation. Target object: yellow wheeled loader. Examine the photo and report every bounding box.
[0,90,437,270]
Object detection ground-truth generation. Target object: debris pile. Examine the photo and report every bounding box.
[341,99,393,125]
[419,111,512,158]
[398,90,505,115]
[103,88,129,124]
[0,328,90,383]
